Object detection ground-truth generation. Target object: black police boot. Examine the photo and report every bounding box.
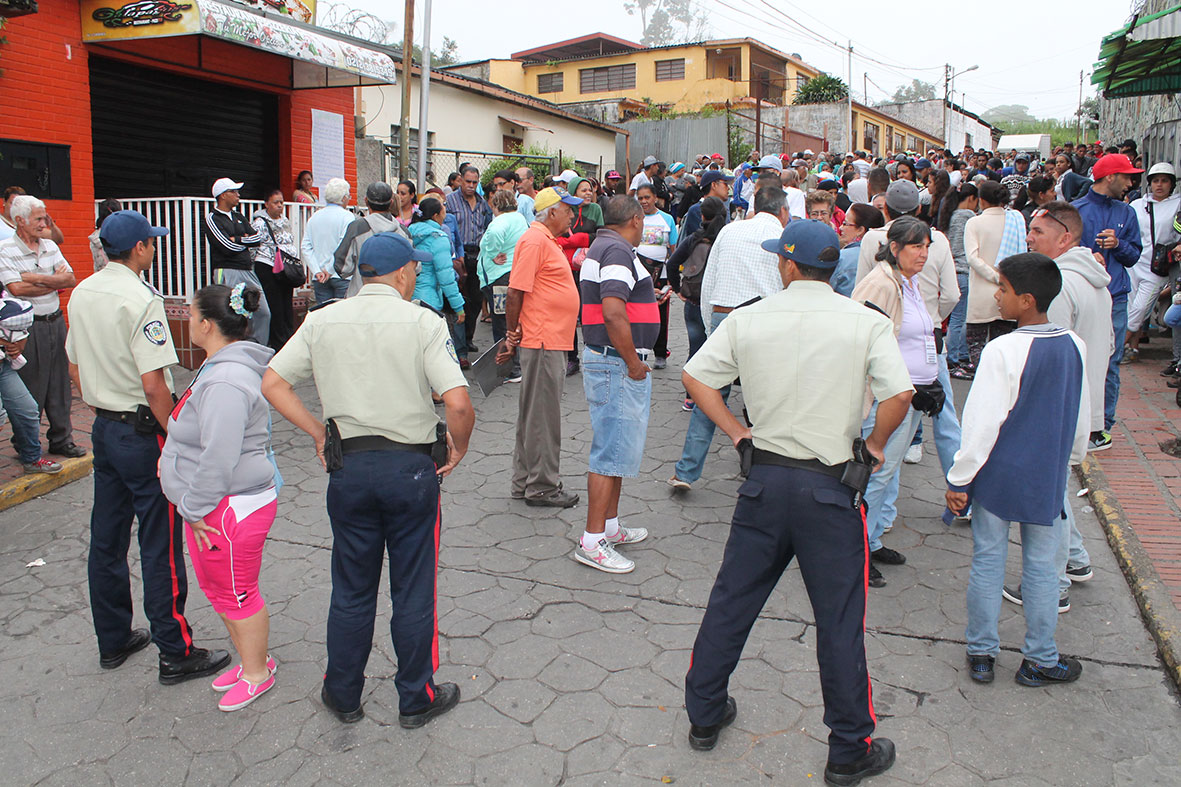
[158,646,231,685]
[99,628,152,669]
[688,696,737,751]
[824,738,896,786]
[321,683,365,723]
[399,682,460,729]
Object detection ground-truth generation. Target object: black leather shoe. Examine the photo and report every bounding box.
[525,489,579,508]
[158,647,231,685]
[688,696,737,751]
[99,628,151,669]
[49,443,88,458]
[868,565,886,588]
[870,546,906,565]
[824,738,896,786]
[321,683,365,723]
[399,682,460,729]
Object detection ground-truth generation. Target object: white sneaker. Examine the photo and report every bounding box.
[604,524,648,546]
[903,444,923,464]
[574,538,635,573]
[667,476,691,491]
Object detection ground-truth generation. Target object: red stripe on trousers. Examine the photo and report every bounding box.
[158,433,193,653]
[860,502,876,739]
[425,491,442,703]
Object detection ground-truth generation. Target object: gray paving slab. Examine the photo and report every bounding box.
[1,310,1178,786]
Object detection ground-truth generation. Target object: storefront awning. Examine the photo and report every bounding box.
[1092,4,1181,98]
[81,0,397,86]
[498,116,553,134]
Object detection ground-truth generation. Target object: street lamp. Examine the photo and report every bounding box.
[944,64,978,148]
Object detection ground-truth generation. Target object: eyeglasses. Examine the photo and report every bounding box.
[840,220,859,229]
[808,210,831,219]
[1031,208,1070,233]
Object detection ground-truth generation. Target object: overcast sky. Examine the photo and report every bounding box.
[340,0,1131,121]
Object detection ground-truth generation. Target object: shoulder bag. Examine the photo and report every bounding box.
[261,217,307,286]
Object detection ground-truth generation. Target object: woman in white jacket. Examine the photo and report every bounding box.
[1125,163,1179,362]
[963,181,1026,368]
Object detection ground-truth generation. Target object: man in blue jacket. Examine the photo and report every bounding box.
[1072,153,1143,449]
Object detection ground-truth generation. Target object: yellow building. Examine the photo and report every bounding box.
[852,104,944,157]
[443,33,822,116]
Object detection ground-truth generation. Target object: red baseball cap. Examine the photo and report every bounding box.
[710,153,724,160]
[1092,153,1143,179]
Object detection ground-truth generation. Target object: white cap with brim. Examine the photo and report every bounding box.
[554,170,579,183]
[212,178,244,198]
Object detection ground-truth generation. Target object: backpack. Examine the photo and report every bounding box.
[679,238,712,304]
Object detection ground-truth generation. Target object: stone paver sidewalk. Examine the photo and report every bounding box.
[1,313,1178,786]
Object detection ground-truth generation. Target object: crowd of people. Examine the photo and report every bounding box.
[0,128,1173,786]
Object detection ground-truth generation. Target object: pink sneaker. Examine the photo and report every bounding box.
[218,672,275,712]
[211,656,276,692]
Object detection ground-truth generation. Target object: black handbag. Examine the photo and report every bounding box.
[1147,203,1173,277]
[261,216,307,286]
[911,382,946,416]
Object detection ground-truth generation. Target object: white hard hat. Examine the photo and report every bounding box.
[1147,162,1177,179]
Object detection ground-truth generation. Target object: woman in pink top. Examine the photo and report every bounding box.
[292,170,316,204]
[396,180,420,226]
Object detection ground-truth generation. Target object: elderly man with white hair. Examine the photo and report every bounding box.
[301,177,355,304]
[0,194,83,459]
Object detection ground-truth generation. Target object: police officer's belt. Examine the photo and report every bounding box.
[340,435,432,456]
[95,408,136,423]
[751,448,845,480]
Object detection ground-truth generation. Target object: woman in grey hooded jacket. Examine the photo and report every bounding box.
[160,283,280,712]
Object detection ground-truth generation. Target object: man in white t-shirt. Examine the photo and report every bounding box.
[851,151,872,178]
[629,156,660,196]
[780,169,807,220]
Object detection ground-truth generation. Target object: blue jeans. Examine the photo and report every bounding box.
[583,348,652,477]
[1057,488,1091,595]
[966,503,1064,666]
[313,276,350,306]
[684,301,707,361]
[1105,295,1128,431]
[674,310,731,483]
[946,272,970,365]
[861,402,921,552]
[0,360,42,463]
[1163,303,1181,328]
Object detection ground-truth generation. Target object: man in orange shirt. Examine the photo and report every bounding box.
[498,188,583,507]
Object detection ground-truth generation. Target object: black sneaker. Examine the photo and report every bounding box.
[399,682,460,729]
[158,647,231,685]
[48,442,88,458]
[688,696,737,751]
[99,628,152,669]
[1002,584,1070,613]
[1161,362,1179,377]
[321,683,364,723]
[1065,564,1093,583]
[870,546,906,565]
[525,488,579,508]
[1015,656,1082,687]
[967,654,995,684]
[824,738,896,786]
[868,565,886,588]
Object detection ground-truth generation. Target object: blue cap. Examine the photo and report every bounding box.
[358,232,432,277]
[99,210,168,255]
[699,170,733,189]
[755,155,783,172]
[760,220,842,269]
[915,157,932,170]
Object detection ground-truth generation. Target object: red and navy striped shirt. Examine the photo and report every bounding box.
[579,228,659,351]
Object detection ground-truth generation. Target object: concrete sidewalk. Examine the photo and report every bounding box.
[1,313,1178,786]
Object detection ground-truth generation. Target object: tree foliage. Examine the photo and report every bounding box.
[792,74,849,105]
[623,0,710,46]
[890,79,936,102]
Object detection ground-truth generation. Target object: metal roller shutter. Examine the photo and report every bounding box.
[89,56,280,200]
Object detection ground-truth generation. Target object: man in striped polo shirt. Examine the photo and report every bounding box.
[575,195,659,574]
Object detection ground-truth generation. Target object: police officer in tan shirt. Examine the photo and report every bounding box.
[67,210,230,683]
[263,231,474,728]
[681,220,913,785]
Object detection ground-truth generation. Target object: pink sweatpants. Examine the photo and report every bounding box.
[186,494,277,620]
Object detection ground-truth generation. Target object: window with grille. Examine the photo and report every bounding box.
[655,59,685,82]
[537,73,563,94]
[579,64,637,93]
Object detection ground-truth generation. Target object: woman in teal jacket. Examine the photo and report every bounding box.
[409,197,466,318]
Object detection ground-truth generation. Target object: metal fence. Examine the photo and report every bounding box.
[384,146,559,189]
[620,116,728,171]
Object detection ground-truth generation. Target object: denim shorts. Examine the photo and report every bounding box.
[582,347,652,477]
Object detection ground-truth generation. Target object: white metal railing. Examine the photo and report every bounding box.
[99,197,328,299]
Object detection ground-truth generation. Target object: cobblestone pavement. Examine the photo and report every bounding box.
[2,313,1179,786]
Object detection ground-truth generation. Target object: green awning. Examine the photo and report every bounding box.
[1093,4,1181,98]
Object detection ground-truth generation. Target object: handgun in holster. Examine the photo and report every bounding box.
[736,437,754,478]
[134,404,165,437]
[323,418,344,473]
[841,437,877,510]
[431,421,449,470]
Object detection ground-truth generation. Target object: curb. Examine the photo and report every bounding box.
[1077,455,1181,691]
[0,455,92,513]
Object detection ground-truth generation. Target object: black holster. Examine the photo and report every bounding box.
[323,418,344,473]
[431,421,449,468]
[841,438,876,509]
[911,382,946,417]
[134,404,165,437]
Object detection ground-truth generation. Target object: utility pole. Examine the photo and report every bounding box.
[1075,69,1084,145]
[943,64,950,149]
[847,41,853,153]
[416,0,432,192]
[397,0,414,181]
[864,72,868,105]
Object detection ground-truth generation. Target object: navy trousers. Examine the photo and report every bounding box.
[685,464,876,764]
[88,417,193,657]
[324,450,442,713]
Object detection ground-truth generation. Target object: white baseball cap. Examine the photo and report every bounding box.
[554,169,578,183]
[212,177,244,198]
